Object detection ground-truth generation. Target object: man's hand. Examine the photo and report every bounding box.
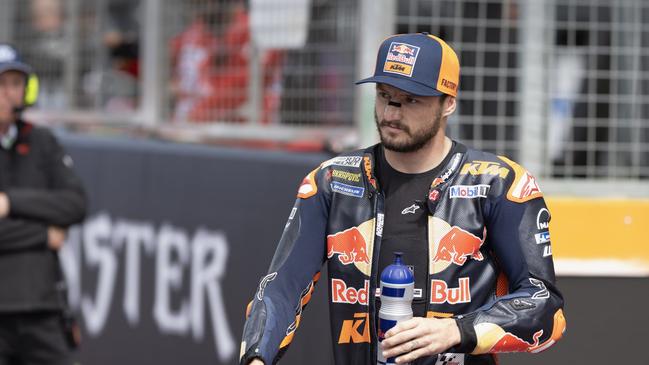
[48,226,67,251]
[381,317,461,364]
[0,193,9,218]
[248,359,265,365]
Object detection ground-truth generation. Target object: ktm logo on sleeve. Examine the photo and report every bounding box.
[460,161,509,179]
[338,312,370,344]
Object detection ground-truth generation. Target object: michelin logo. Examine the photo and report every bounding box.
[449,184,490,199]
[331,181,364,198]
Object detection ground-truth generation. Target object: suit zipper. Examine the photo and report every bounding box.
[369,190,384,365]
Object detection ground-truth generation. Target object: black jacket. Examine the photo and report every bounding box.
[241,143,565,365]
[0,120,86,312]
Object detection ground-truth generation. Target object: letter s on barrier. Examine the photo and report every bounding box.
[81,213,117,336]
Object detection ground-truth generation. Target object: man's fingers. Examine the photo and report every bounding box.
[395,344,431,364]
[385,318,418,338]
[382,327,419,349]
[384,335,432,360]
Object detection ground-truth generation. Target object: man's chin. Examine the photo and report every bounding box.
[380,135,404,150]
[382,140,418,153]
[381,135,433,153]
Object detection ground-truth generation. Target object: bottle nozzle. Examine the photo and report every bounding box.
[393,251,404,265]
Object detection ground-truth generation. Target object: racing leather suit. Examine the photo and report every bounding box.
[241,142,566,365]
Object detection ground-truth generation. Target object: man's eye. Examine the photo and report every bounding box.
[406,97,418,104]
[378,92,391,99]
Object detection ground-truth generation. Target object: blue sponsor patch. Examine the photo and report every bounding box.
[331,181,364,198]
[535,231,551,244]
[448,184,490,199]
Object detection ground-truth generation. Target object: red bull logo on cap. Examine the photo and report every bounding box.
[384,42,420,77]
[391,44,416,56]
[432,226,485,266]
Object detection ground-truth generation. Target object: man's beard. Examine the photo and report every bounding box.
[374,109,443,153]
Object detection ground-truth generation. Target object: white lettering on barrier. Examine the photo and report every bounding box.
[81,213,117,336]
[112,220,155,325]
[154,224,191,334]
[62,212,236,362]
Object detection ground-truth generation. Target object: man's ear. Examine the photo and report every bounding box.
[442,96,457,117]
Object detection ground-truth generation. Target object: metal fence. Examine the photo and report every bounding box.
[394,0,649,180]
[1,0,648,184]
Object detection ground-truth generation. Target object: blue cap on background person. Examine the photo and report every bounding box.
[356,33,460,97]
[0,44,39,107]
[0,44,33,76]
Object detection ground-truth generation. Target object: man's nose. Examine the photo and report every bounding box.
[383,101,402,121]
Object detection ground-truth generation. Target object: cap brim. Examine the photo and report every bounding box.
[355,75,445,96]
[0,63,31,76]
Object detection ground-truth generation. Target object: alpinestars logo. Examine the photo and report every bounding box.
[401,204,420,215]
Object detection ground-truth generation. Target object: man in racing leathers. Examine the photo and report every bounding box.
[240,33,565,365]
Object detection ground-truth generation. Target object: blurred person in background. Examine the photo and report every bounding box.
[98,0,141,112]
[169,0,283,123]
[240,33,565,364]
[27,0,67,109]
[0,44,86,364]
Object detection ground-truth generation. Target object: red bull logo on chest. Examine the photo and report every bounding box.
[327,227,370,265]
[432,226,485,266]
[430,277,471,304]
[327,221,375,276]
[331,279,369,306]
[384,42,420,77]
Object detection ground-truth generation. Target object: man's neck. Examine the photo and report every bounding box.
[383,134,452,174]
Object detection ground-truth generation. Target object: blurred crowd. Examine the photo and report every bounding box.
[6,0,351,127]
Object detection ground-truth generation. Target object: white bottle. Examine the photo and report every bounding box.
[377,252,414,365]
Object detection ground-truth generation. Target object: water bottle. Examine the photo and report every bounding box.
[377,252,414,365]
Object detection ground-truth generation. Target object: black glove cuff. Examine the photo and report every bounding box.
[448,313,478,353]
[240,347,266,365]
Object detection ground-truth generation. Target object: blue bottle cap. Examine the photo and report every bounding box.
[380,252,414,284]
